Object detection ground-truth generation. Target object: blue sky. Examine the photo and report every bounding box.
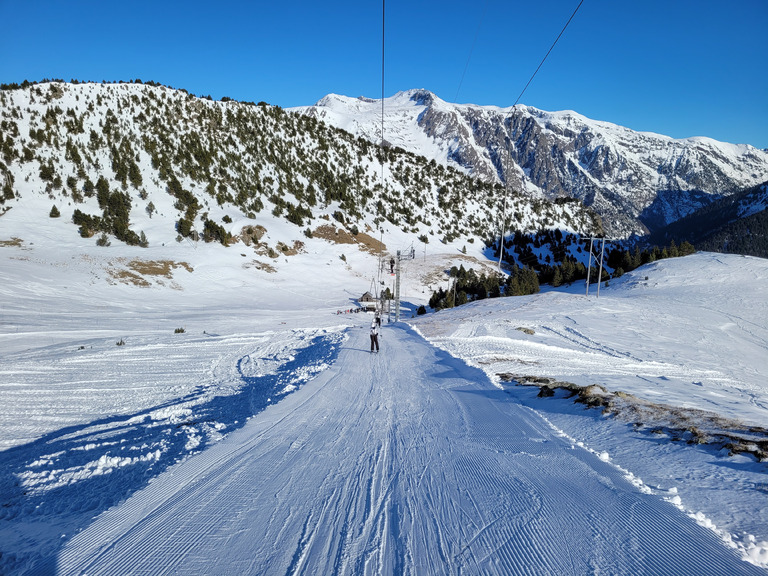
[1,0,766,148]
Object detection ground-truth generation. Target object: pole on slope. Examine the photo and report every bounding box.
[586,237,606,298]
[497,191,507,272]
[393,245,416,322]
[585,237,594,296]
[596,238,605,298]
[394,250,401,322]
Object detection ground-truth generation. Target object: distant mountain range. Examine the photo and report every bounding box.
[294,90,768,240]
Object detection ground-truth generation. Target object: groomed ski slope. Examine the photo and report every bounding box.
[57,320,762,575]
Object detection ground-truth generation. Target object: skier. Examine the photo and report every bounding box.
[389,257,395,274]
[370,321,380,353]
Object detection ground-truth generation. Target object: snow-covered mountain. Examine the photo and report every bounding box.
[294,90,768,238]
[0,81,601,269]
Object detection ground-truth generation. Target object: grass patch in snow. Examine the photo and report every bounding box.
[243,259,277,273]
[0,237,24,247]
[500,373,768,462]
[276,240,305,256]
[237,225,305,259]
[237,225,267,246]
[354,230,386,254]
[313,224,356,245]
[312,224,386,255]
[107,259,194,287]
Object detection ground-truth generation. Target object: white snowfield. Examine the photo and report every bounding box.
[57,322,762,575]
[1,224,767,574]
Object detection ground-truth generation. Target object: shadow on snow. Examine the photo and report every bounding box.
[0,332,343,576]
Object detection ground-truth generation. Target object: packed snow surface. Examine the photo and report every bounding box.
[1,224,767,573]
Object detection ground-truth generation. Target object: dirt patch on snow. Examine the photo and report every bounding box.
[108,259,194,288]
[276,240,305,256]
[313,224,355,244]
[243,259,277,273]
[313,224,386,255]
[236,225,267,246]
[0,237,24,248]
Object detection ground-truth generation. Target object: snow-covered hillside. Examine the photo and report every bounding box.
[1,190,767,575]
[294,90,768,237]
[0,81,600,265]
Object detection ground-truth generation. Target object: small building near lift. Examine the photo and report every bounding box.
[358,291,378,311]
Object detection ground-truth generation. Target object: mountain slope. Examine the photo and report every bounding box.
[2,173,767,572]
[649,182,768,257]
[294,90,768,238]
[0,81,600,271]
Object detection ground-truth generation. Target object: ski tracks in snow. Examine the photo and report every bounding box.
[57,323,764,575]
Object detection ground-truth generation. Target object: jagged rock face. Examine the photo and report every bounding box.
[296,90,768,239]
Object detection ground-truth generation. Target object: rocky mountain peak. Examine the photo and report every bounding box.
[295,90,768,238]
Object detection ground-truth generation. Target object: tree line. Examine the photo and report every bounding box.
[428,239,695,312]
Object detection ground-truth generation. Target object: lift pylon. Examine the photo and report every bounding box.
[393,246,416,322]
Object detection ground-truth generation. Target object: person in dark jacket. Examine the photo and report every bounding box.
[370,321,380,353]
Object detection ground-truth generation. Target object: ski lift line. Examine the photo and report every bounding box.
[381,0,386,147]
[497,0,585,272]
[454,0,490,104]
[512,0,585,108]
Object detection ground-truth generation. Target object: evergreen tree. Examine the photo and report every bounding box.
[177,217,193,237]
[129,160,142,188]
[96,176,110,208]
[552,266,563,287]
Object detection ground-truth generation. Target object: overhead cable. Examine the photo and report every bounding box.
[513,0,585,106]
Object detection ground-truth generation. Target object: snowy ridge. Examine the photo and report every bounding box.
[294,89,768,238]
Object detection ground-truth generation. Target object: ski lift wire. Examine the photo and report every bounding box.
[381,0,386,151]
[498,0,585,271]
[377,0,387,306]
[513,0,585,107]
[454,0,490,104]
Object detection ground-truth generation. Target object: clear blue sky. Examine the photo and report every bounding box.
[2,0,766,149]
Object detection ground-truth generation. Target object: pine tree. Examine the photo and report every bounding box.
[552,266,563,287]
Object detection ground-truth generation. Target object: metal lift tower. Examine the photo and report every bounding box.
[393,246,416,322]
